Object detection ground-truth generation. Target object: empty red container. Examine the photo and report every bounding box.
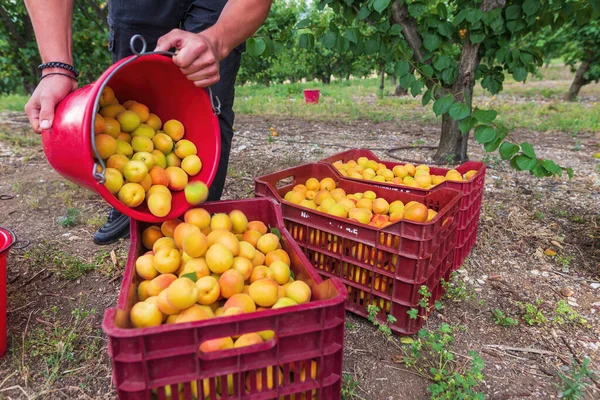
[254,163,462,334]
[303,89,320,104]
[0,226,15,357]
[319,149,485,269]
[41,36,221,223]
[102,197,347,399]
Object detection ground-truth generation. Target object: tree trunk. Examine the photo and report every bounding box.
[565,60,591,101]
[394,85,408,96]
[433,40,479,164]
[321,75,331,84]
[379,67,385,90]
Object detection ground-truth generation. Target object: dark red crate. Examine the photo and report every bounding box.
[318,148,485,269]
[101,198,347,400]
[254,163,461,283]
[254,164,461,334]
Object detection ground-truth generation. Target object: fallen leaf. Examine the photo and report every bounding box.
[110,250,118,266]
[560,287,574,297]
[551,240,564,249]
[488,274,502,281]
[400,337,414,344]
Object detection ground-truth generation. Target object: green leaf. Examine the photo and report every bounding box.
[466,9,482,23]
[523,0,540,16]
[373,0,391,13]
[407,308,419,319]
[320,32,337,49]
[365,38,380,54]
[182,271,197,282]
[376,21,390,33]
[515,155,536,170]
[395,60,410,76]
[246,37,266,57]
[512,67,528,82]
[436,3,448,20]
[270,227,282,240]
[437,22,453,38]
[519,52,533,65]
[410,80,424,97]
[432,94,454,116]
[295,19,311,29]
[484,137,502,152]
[470,31,486,44]
[474,125,496,143]
[400,337,414,344]
[408,2,427,18]
[389,24,403,35]
[345,28,359,44]
[422,89,433,106]
[357,7,371,20]
[441,67,458,85]
[299,33,314,50]
[473,108,497,123]
[289,270,295,280]
[499,142,520,160]
[433,55,451,71]
[542,159,561,174]
[505,5,521,20]
[566,168,574,179]
[423,34,442,51]
[399,73,416,90]
[459,117,476,134]
[521,142,536,159]
[420,65,434,78]
[448,102,470,120]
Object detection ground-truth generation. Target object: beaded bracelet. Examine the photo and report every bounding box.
[40,72,78,82]
[38,61,79,78]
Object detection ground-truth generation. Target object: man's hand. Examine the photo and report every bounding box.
[155,29,222,88]
[25,75,78,134]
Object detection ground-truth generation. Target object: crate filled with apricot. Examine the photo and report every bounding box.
[319,148,486,269]
[94,86,209,218]
[254,163,462,334]
[101,198,346,400]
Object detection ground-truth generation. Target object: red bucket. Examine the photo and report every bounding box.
[304,89,320,104]
[0,227,15,358]
[41,35,222,223]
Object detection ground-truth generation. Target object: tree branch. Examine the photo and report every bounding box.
[390,2,425,63]
[0,5,26,47]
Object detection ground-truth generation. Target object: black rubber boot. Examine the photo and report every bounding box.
[93,207,130,245]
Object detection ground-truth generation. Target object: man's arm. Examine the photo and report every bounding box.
[23,0,78,133]
[155,0,273,87]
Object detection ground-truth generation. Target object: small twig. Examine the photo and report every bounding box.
[482,347,527,361]
[15,268,47,289]
[483,345,554,356]
[561,336,600,390]
[0,371,17,390]
[35,318,54,327]
[7,301,34,314]
[0,385,31,399]
[385,364,431,381]
[549,268,599,284]
[22,309,35,387]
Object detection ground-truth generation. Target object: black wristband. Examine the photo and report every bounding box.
[40,72,78,82]
[38,61,79,78]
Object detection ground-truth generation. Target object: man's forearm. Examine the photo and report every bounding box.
[203,0,273,60]
[24,0,74,65]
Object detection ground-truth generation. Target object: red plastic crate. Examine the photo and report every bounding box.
[101,198,347,400]
[318,149,485,269]
[253,164,461,334]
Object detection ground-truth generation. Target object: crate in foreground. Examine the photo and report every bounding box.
[254,163,461,334]
[318,148,485,269]
[102,198,347,400]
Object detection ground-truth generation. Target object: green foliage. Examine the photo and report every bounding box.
[246,0,600,177]
[441,271,476,302]
[367,304,397,336]
[553,300,587,326]
[556,357,599,400]
[516,300,548,325]
[341,373,364,399]
[0,1,111,94]
[400,324,485,399]
[58,207,81,228]
[491,309,519,327]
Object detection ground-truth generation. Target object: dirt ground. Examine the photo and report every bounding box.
[0,104,599,400]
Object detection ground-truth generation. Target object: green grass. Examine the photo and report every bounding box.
[0,94,28,111]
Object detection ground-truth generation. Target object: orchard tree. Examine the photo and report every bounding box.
[248,0,600,177]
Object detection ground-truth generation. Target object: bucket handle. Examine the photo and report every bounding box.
[91,34,221,184]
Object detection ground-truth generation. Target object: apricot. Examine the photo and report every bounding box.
[174,139,197,159]
[130,301,162,328]
[320,197,336,212]
[211,213,233,231]
[247,221,268,235]
[272,297,298,309]
[327,204,348,219]
[245,367,283,391]
[118,182,145,207]
[196,276,220,305]
[95,134,117,160]
[181,155,202,176]
[179,257,210,280]
[184,182,208,205]
[131,136,154,153]
[157,289,181,315]
[165,152,181,167]
[166,277,200,310]
[117,110,141,132]
[165,166,188,191]
[103,167,124,194]
[182,232,209,258]
[238,241,256,261]
[136,254,158,280]
[153,247,181,274]
[256,233,279,254]
[146,113,162,130]
[242,230,262,248]
[127,102,150,122]
[151,150,167,168]
[286,281,311,304]
[265,249,290,267]
[153,236,177,253]
[205,243,234,273]
[234,333,263,349]
[146,274,177,297]
[199,336,234,353]
[147,192,171,217]
[232,256,253,280]
[100,104,125,118]
[251,250,266,268]
[184,208,211,229]
[319,177,336,191]
[219,269,245,299]
[268,261,290,285]
[99,86,116,107]
[223,293,256,313]
[176,304,213,323]
[249,278,279,307]
[164,119,185,141]
[305,177,320,191]
[173,222,201,249]
[445,169,462,181]
[348,207,371,224]
[161,219,182,237]
[404,203,428,223]
[464,169,477,180]
[250,265,274,282]
[227,209,248,234]
[131,123,155,140]
[137,280,151,301]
